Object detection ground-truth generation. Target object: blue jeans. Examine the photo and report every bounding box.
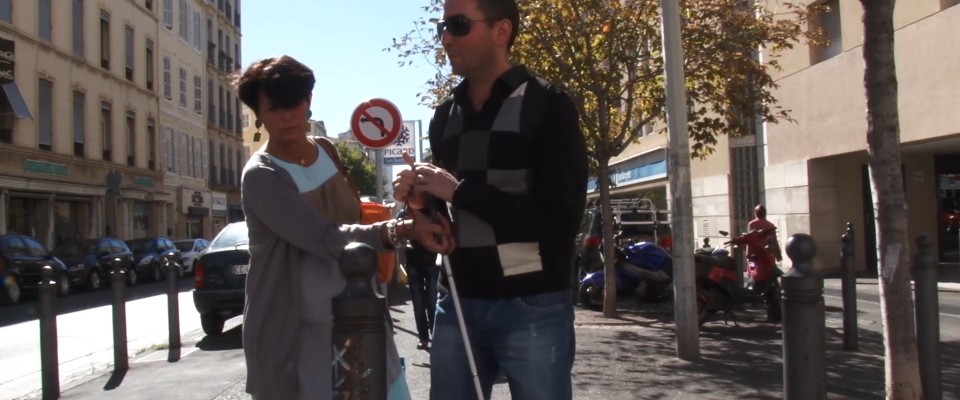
[406,263,440,342]
[429,290,575,400]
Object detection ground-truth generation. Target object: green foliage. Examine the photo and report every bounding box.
[335,141,378,196]
[387,0,820,161]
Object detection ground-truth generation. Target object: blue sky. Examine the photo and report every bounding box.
[240,1,442,138]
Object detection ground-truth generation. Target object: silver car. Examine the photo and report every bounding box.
[174,238,210,275]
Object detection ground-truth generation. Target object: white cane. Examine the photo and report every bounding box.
[441,254,484,400]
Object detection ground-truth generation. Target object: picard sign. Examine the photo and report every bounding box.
[0,37,13,84]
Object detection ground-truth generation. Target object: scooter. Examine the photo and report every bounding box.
[578,241,673,311]
[694,227,783,325]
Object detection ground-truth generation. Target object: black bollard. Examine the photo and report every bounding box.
[38,266,60,399]
[166,258,181,350]
[840,223,858,351]
[111,268,128,373]
[332,242,386,399]
[913,234,941,400]
[781,234,825,400]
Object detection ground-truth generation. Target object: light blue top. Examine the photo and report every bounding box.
[265,142,338,193]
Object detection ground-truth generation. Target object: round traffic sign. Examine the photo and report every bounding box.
[350,98,402,149]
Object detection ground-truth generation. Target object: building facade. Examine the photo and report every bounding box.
[158,0,213,239]
[0,0,166,248]
[199,0,243,235]
[602,1,960,272]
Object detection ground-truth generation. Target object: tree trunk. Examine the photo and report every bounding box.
[597,157,619,318]
[860,0,922,398]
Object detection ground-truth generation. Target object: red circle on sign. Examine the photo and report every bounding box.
[350,98,402,148]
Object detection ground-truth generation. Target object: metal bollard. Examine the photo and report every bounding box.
[913,234,941,400]
[840,222,858,351]
[39,266,60,399]
[332,243,386,399]
[166,258,181,350]
[111,268,128,373]
[781,234,825,400]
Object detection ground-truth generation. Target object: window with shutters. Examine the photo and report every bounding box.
[147,118,156,170]
[73,91,85,157]
[72,0,84,57]
[178,0,188,40]
[38,79,53,151]
[162,0,172,29]
[164,127,174,172]
[145,39,154,91]
[99,10,110,69]
[193,75,202,114]
[124,26,134,81]
[101,101,112,161]
[178,68,187,107]
[162,57,171,100]
[126,111,136,166]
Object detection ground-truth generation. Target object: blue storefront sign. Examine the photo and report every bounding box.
[587,149,667,192]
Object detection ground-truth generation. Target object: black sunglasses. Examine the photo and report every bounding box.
[435,15,497,40]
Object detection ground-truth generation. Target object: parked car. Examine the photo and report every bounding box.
[124,237,183,281]
[193,222,249,336]
[53,238,137,290]
[174,238,210,275]
[1,234,71,305]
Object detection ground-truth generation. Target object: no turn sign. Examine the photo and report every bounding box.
[350,98,402,149]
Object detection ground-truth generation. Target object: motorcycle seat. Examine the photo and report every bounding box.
[694,253,737,271]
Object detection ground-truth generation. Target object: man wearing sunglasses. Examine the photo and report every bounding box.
[393,0,587,399]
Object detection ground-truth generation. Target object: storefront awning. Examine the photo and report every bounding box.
[2,82,32,119]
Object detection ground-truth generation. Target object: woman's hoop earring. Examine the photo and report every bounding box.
[253,120,263,142]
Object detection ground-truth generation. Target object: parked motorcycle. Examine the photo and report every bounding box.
[694,227,783,325]
[578,241,673,311]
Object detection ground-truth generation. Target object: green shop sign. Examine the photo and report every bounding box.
[23,159,68,177]
[133,176,155,188]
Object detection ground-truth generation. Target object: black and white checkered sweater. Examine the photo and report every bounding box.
[428,66,588,299]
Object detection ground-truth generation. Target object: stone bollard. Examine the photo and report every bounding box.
[166,257,181,351]
[781,234,825,400]
[913,234,941,400]
[111,267,128,373]
[332,243,386,399]
[38,266,60,399]
[840,222,858,351]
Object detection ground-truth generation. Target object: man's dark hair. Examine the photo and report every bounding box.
[755,204,767,219]
[234,55,315,116]
[477,0,520,49]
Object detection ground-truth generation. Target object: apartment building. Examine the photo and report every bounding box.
[605,1,960,272]
[0,0,165,247]
[198,0,243,235]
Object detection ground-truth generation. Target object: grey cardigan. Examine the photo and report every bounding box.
[240,151,390,398]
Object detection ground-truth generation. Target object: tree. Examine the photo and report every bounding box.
[859,0,922,397]
[335,141,378,196]
[388,0,817,317]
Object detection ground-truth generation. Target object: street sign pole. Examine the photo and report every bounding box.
[375,149,385,202]
[660,0,700,360]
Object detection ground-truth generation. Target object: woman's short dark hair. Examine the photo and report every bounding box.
[234,55,315,116]
[478,0,520,49]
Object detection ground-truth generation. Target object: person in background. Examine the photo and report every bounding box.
[236,55,453,400]
[392,0,588,397]
[399,208,441,350]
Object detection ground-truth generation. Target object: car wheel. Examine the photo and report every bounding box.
[1,275,21,306]
[87,270,102,291]
[56,273,71,297]
[127,268,138,286]
[578,282,603,312]
[200,312,224,336]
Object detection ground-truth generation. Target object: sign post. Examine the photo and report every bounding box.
[350,99,403,201]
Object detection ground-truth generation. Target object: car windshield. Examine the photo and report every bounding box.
[209,223,249,250]
[126,239,157,253]
[53,240,97,257]
[174,241,196,252]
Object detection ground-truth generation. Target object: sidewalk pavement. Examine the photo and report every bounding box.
[19,279,960,400]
